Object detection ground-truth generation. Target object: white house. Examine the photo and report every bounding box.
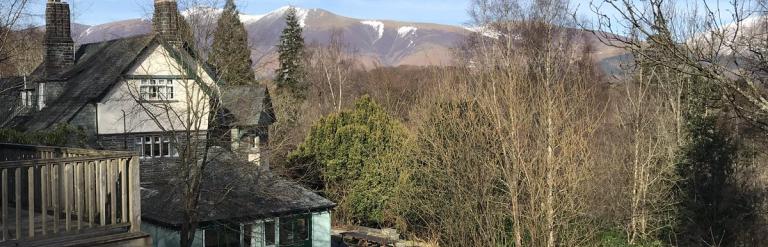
[1,1,335,246]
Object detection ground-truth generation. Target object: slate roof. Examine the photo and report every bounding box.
[141,147,335,228]
[221,85,276,127]
[0,77,25,127]
[14,34,157,131]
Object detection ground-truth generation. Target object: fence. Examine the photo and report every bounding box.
[0,143,141,244]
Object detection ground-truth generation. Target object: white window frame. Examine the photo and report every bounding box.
[135,136,177,158]
[264,219,277,247]
[139,79,175,101]
[38,82,46,110]
[20,90,34,108]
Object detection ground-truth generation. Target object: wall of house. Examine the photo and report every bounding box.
[246,211,331,247]
[312,211,332,247]
[142,222,204,247]
[249,222,265,247]
[97,43,216,135]
[69,103,98,142]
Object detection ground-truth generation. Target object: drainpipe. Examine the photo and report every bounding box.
[122,110,127,150]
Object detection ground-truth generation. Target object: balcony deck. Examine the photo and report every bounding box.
[0,143,150,247]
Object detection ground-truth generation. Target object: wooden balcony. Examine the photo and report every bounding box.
[0,143,150,246]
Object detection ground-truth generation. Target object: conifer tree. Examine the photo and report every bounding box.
[275,7,307,98]
[208,0,255,86]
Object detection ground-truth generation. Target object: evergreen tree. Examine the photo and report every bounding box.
[275,7,307,98]
[673,77,759,246]
[288,96,408,226]
[208,0,255,86]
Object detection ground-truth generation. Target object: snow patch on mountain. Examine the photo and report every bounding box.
[239,13,266,24]
[181,6,265,24]
[361,20,385,41]
[398,26,418,38]
[464,26,502,39]
[181,6,221,19]
[82,26,95,37]
[271,6,310,27]
[688,14,768,55]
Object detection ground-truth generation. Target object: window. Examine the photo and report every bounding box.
[204,225,240,247]
[135,136,175,158]
[38,82,45,109]
[20,90,34,108]
[265,221,276,246]
[253,136,260,149]
[279,216,309,246]
[139,79,174,100]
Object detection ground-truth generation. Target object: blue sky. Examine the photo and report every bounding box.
[24,0,610,27]
[24,0,476,26]
[25,0,741,29]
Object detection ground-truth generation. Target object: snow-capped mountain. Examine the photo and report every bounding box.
[687,15,768,56]
[68,6,622,75]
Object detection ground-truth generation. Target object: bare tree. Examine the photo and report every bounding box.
[0,0,30,67]
[0,0,34,97]
[590,0,768,130]
[393,0,607,246]
[306,29,358,112]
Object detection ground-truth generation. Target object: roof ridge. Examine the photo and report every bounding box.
[77,33,157,46]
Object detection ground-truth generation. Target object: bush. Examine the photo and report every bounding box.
[288,96,408,226]
[0,124,87,147]
[597,230,664,247]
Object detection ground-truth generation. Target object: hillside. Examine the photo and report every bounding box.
[62,6,625,76]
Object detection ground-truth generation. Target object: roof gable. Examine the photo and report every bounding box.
[18,35,158,131]
[221,85,276,127]
[13,35,223,132]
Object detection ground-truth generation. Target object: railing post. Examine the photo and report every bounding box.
[98,160,106,226]
[87,162,94,228]
[75,162,83,231]
[41,164,48,236]
[120,159,128,224]
[28,166,34,238]
[65,163,71,232]
[15,168,21,240]
[128,156,141,233]
[53,163,59,234]
[2,168,7,240]
[109,159,117,225]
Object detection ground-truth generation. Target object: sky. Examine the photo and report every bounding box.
[22,0,611,27]
[23,0,742,29]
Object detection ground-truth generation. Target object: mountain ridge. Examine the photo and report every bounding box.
[60,6,623,76]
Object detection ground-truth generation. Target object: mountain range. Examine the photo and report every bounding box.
[65,6,627,76]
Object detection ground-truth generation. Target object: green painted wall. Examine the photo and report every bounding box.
[311,211,332,247]
[142,222,204,247]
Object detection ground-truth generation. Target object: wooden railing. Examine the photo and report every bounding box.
[0,143,141,243]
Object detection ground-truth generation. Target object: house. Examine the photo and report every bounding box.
[1,0,335,246]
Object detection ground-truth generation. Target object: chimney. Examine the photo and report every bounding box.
[44,0,74,79]
[153,0,183,46]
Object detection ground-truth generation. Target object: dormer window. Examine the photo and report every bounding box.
[20,90,34,108]
[139,79,175,101]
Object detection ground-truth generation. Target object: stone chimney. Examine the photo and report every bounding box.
[44,0,74,79]
[152,0,183,46]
